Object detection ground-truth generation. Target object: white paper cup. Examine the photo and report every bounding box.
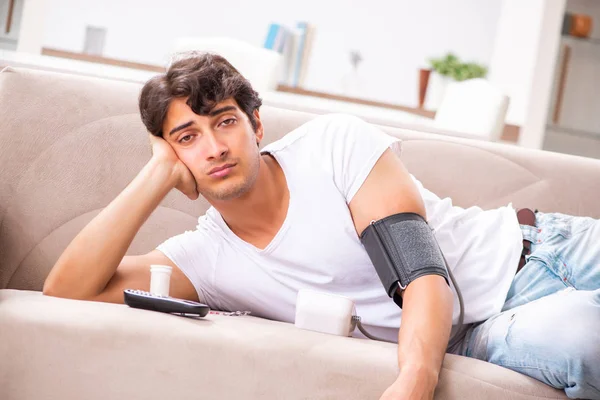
[150,265,172,297]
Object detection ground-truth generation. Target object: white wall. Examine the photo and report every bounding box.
[488,0,566,149]
[488,0,565,126]
[487,1,542,126]
[519,0,566,149]
[16,0,47,53]
[41,0,502,107]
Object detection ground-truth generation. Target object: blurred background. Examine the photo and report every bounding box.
[1,0,599,159]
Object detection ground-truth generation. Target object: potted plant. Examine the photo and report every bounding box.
[423,53,488,110]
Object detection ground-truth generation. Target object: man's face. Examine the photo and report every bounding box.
[162,97,264,201]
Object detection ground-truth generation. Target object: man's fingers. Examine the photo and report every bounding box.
[148,132,160,144]
[147,132,199,201]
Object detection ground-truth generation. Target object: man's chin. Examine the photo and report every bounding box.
[201,163,259,202]
[201,181,251,202]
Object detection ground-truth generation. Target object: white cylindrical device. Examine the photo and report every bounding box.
[150,265,173,297]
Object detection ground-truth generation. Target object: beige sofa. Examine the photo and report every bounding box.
[2,67,600,400]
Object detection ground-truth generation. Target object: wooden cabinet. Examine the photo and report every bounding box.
[0,0,24,50]
[543,0,600,159]
[549,36,600,137]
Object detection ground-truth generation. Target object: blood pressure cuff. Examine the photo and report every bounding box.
[360,212,450,308]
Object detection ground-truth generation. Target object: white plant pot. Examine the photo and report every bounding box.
[424,72,452,111]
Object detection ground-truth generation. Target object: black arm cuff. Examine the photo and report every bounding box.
[360,212,450,308]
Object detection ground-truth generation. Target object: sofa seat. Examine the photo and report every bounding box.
[0,290,568,399]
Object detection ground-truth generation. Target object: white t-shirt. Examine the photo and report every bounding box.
[157,114,523,343]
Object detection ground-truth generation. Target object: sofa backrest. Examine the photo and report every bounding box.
[2,67,600,291]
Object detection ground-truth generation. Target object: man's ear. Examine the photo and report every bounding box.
[253,109,264,146]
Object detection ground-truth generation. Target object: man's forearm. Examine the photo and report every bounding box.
[43,158,176,299]
[396,275,454,389]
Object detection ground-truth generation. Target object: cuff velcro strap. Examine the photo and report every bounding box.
[360,212,450,308]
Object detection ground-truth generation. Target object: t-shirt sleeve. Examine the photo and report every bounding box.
[315,114,401,203]
[155,218,220,309]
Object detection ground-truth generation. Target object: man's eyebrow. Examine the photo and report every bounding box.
[168,121,194,136]
[209,105,237,116]
[167,105,237,136]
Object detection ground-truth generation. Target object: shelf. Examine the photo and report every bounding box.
[12,48,521,142]
[0,37,17,50]
[41,48,164,73]
[276,84,436,118]
[561,35,600,46]
[277,84,521,143]
[547,124,600,139]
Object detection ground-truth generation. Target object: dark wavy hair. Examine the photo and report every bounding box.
[139,52,263,137]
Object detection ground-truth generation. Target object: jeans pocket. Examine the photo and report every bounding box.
[541,213,596,240]
[548,213,574,239]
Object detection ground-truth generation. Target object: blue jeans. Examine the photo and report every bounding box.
[458,212,600,399]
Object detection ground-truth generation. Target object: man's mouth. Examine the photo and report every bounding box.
[208,163,236,178]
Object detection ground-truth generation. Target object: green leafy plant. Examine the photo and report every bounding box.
[429,53,487,81]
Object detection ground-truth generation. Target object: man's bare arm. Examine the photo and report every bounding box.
[349,149,453,399]
[90,249,199,304]
[43,135,199,303]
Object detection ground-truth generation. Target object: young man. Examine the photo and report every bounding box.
[43,52,600,400]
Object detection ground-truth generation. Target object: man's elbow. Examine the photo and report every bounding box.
[42,275,67,298]
[42,269,86,300]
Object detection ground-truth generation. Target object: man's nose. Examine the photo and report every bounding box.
[205,134,228,159]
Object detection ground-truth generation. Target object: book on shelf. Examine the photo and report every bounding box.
[263,21,316,88]
[263,23,288,53]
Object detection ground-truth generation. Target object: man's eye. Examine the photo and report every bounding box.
[221,118,236,126]
[179,135,192,143]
